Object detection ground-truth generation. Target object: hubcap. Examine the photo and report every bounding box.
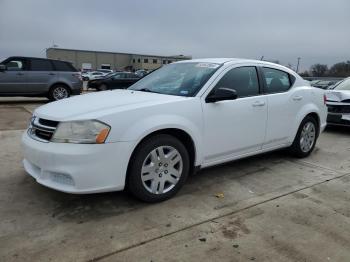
[53,87,68,100]
[300,121,316,153]
[141,146,183,194]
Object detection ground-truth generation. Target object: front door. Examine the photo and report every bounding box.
[202,66,267,165]
[0,58,28,94]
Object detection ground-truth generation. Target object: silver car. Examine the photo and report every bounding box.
[0,56,82,101]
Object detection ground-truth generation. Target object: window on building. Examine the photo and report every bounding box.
[133,59,135,63]
[144,58,148,63]
[213,67,259,98]
[30,59,53,71]
[163,60,166,64]
[138,58,140,63]
[153,59,157,64]
[168,60,172,64]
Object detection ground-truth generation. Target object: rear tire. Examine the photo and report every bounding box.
[289,115,318,158]
[98,84,108,91]
[48,85,70,101]
[127,134,190,202]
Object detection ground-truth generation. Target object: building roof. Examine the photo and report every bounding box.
[46,47,191,60]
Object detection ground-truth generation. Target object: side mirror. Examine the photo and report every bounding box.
[205,87,238,103]
[0,64,6,71]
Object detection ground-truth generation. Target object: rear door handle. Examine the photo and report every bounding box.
[252,101,266,107]
[16,72,24,76]
[48,73,56,75]
[293,96,303,101]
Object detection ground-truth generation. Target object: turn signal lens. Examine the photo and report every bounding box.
[96,128,110,144]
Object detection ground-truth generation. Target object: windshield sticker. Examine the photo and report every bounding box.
[180,90,189,95]
[196,63,220,69]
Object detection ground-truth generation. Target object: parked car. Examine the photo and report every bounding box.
[82,71,106,81]
[311,80,339,89]
[325,77,350,126]
[87,72,140,91]
[22,58,327,202]
[135,69,148,77]
[97,69,113,74]
[0,56,82,101]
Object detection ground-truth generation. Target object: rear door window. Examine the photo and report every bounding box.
[261,67,292,93]
[30,59,53,71]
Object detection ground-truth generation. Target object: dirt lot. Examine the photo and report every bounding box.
[0,97,350,262]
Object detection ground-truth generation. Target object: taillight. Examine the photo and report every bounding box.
[73,73,82,81]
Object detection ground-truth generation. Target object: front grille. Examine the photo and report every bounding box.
[327,104,350,114]
[38,118,59,128]
[29,117,59,142]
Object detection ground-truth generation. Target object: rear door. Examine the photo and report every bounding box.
[0,58,29,94]
[259,67,304,149]
[27,58,56,93]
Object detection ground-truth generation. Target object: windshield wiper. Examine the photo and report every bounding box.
[136,88,160,94]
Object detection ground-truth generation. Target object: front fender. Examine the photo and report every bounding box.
[119,114,203,165]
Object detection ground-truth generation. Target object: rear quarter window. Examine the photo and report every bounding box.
[52,61,77,72]
[262,67,295,94]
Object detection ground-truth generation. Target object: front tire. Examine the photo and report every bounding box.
[48,85,70,101]
[127,134,190,202]
[289,116,318,158]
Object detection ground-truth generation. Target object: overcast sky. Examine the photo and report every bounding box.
[0,0,349,71]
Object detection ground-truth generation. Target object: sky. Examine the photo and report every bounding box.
[0,0,349,71]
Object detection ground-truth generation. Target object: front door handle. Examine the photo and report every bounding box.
[16,72,24,76]
[48,73,56,75]
[252,101,266,107]
[293,96,303,101]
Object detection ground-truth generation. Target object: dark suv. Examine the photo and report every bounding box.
[0,56,82,101]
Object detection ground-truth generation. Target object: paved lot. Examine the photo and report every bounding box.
[0,97,350,262]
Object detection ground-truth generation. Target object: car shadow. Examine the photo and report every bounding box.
[30,150,286,224]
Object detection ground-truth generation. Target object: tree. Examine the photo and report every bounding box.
[299,70,310,77]
[310,64,328,77]
[328,61,350,77]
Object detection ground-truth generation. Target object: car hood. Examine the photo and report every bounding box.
[35,90,188,121]
[326,90,350,102]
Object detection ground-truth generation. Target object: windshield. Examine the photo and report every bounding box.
[128,62,221,96]
[333,78,350,91]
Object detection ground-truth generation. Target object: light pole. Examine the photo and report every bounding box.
[296,57,301,73]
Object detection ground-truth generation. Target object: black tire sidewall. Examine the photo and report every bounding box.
[127,134,190,202]
[290,116,318,158]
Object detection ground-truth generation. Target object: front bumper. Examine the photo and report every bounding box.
[21,131,134,194]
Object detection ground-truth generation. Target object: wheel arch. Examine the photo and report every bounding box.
[126,128,198,183]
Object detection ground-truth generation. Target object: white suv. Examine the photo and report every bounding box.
[22,58,327,202]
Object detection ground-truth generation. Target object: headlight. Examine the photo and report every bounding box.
[51,120,110,144]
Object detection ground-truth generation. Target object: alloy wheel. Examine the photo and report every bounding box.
[53,87,69,100]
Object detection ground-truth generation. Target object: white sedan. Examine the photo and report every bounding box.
[22,58,327,202]
[326,77,350,126]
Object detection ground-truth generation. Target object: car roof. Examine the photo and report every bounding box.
[6,56,69,63]
[176,58,285,67]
